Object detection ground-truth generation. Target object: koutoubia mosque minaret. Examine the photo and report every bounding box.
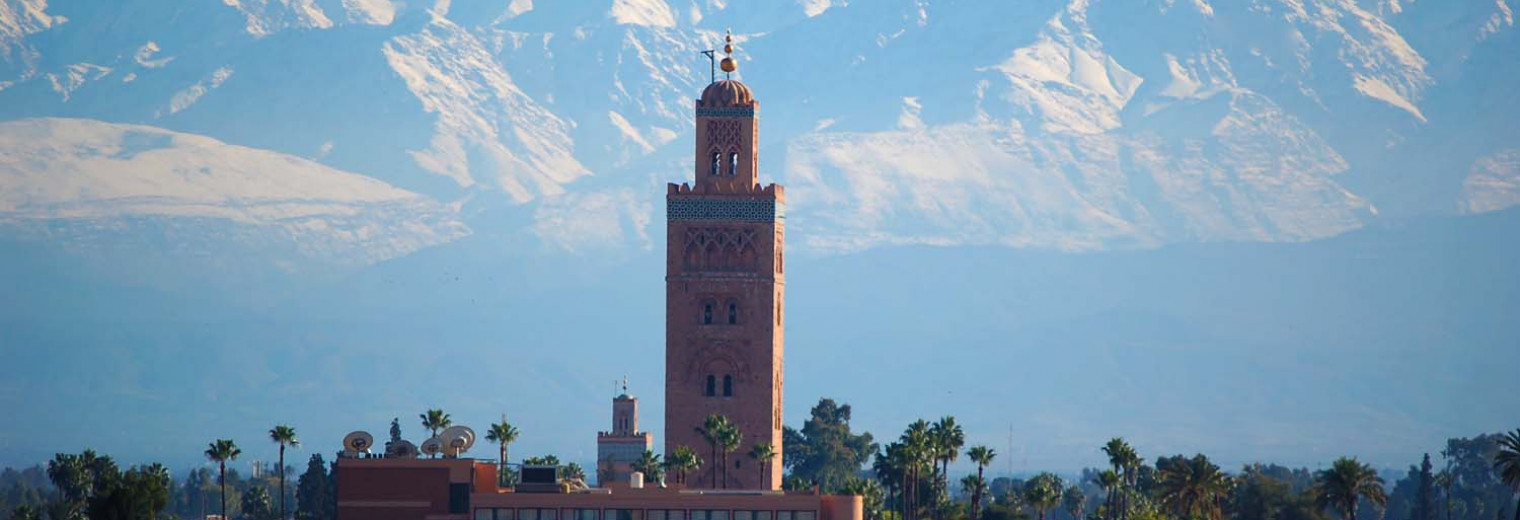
[664,32,785,491]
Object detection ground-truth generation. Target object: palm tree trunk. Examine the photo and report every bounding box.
[973,465,985,520]
[711,443,718,488]
[219,463,227,520]
[279,444,287,520]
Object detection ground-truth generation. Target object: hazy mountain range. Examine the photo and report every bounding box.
[0,0,1516,473]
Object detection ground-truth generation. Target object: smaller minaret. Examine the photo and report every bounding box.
[596,377,654,486]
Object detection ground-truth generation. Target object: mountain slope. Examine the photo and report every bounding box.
[1,0,1515,255]
[0,117,468,274]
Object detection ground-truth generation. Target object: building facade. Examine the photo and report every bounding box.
[664,78,785,491]
[333,60,847,520]
[597,390,654,486]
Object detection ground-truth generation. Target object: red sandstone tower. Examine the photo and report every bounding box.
[664,53,784,491]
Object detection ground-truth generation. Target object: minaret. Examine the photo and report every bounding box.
[665,32,784,491]
[597,378,654,486]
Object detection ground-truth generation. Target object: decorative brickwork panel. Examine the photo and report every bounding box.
[707,119,743,150]
[683,227,760,271]
[668,198,783,223]
[695,107,756,118]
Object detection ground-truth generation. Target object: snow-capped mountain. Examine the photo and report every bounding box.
[0,118,466,272]
[0,0,1516,259]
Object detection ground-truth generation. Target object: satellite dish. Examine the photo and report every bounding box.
[344,431,374,454]
[441,426,476,457]
[420,436,443,457]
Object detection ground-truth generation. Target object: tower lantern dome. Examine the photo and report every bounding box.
[698,79,754,108]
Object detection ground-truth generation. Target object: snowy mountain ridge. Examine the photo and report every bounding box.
[0,0,1515,262]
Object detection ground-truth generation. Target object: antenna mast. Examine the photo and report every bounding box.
[700,50,716,83]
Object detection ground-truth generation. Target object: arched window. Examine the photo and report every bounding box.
[710,152,721,176]
[727,301,738,324]
[703,302,714,325]
[722,375,733,397]
[705,375,716,397]
[728,152,740,176]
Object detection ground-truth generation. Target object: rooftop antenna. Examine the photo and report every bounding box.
[700,49,716,83]
[622,375,629,395]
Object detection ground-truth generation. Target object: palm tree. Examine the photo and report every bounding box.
[419,409,452,458]
[1095,469,1121,520]
[1494,429,1520,520]
[1064,485,1087,520]
[1155,454,1230,520]
[205,439,242,520]
[268,425,299,520]
[929,417,964,520]
[903,420,934,520]
[749,442,777,488]
[1313,457,1388,520]
[695,414,730,488]
[718,422,743,489]
[967,446,997,519]
[962,475,987,516]
[665,445,702,485]
[1025,473,1065,520]
[634,450,664,484]
[486,419,520,486]
[1102,438,1141,520]
[875,442,909,520]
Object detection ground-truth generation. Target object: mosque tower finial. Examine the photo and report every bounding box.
[720,29,737,78]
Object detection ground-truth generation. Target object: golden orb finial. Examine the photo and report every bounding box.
[721,28,738,76]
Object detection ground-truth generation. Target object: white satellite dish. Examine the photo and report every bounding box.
[440,426,476,457]
[420,436,444,457]
[343,431,374,455]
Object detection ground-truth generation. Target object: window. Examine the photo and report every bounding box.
[499,510,516,520]
[722,375,732,397]
[604,510,643,520]
[574,510,598,520]
[710,152,720,176]
[797,513,815,520]
[703,302,713,324]
[650,511,685,520]
[756,513,771,520]
[728,153,740,176]
[477,510,495,520]
[705,375,716,397]
[695,512,730,520]
[727,301,738,324]
[778,513,793,520]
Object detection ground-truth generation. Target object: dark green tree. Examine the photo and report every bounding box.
[7,504,39,520]
[295,455,333,520]
[241,486,276,520]
[1495,430,1520,520]
[783,399,879,493]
